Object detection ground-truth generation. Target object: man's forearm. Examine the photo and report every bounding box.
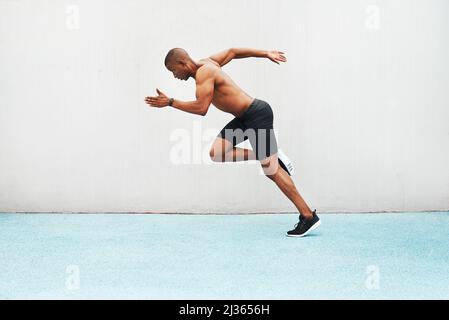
[170,99,206,116]
[232,48,268,59]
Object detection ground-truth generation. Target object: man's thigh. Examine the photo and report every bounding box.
[216,117,248,148]
[248,127,279,161]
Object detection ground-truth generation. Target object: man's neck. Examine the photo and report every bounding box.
[188,60,201,79]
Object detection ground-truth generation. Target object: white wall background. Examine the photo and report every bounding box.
[1,0,448,213]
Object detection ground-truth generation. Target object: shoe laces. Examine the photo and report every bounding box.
[294,215,305,229]
[295,209,316,229]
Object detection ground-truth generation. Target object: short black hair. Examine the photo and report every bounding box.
[164,48,190,67]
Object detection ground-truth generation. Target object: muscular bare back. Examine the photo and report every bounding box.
[197,58,255,118]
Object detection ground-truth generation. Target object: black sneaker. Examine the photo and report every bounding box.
[286,209,321,237]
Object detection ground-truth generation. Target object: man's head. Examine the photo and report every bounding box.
[164,48,195,81]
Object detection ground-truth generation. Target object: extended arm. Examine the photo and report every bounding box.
[232,48,269,59]
[209,48,287,67]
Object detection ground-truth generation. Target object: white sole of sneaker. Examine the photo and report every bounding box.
[286,220,321,237]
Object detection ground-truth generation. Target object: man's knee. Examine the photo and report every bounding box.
[210,148,225,162]
[261,157,279,178]
[210,138,232,162]
[209,149,218,162]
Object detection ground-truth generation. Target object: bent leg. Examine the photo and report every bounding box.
[210,137,257,162]
[260,154,313,219]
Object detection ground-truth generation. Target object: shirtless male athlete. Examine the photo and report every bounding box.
[145,47,321,237]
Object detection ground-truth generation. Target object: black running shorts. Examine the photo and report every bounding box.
[217,98,278,160]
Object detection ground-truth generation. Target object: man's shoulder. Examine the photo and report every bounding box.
[196,61,219,81]
[199,58,220,67]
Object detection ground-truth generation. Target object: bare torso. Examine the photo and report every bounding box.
[197,58,255,118]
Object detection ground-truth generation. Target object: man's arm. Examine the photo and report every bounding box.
[170,65,215,116]
[208,48,236,67]
[209,48,286,66]
[231,48,268,59]
[209,48,267,67]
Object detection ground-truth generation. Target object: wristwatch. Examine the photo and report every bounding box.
[168,98,174,106]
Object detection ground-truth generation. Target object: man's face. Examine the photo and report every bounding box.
[167,62,189,81]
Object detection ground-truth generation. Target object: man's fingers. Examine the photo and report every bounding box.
[146,98,163,107]
[145,96,161,107]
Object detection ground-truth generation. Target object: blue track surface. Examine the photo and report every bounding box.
[0,212,448,299]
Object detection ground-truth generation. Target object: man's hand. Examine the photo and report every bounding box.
[145,88,170,108]
[267,50,287,64]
